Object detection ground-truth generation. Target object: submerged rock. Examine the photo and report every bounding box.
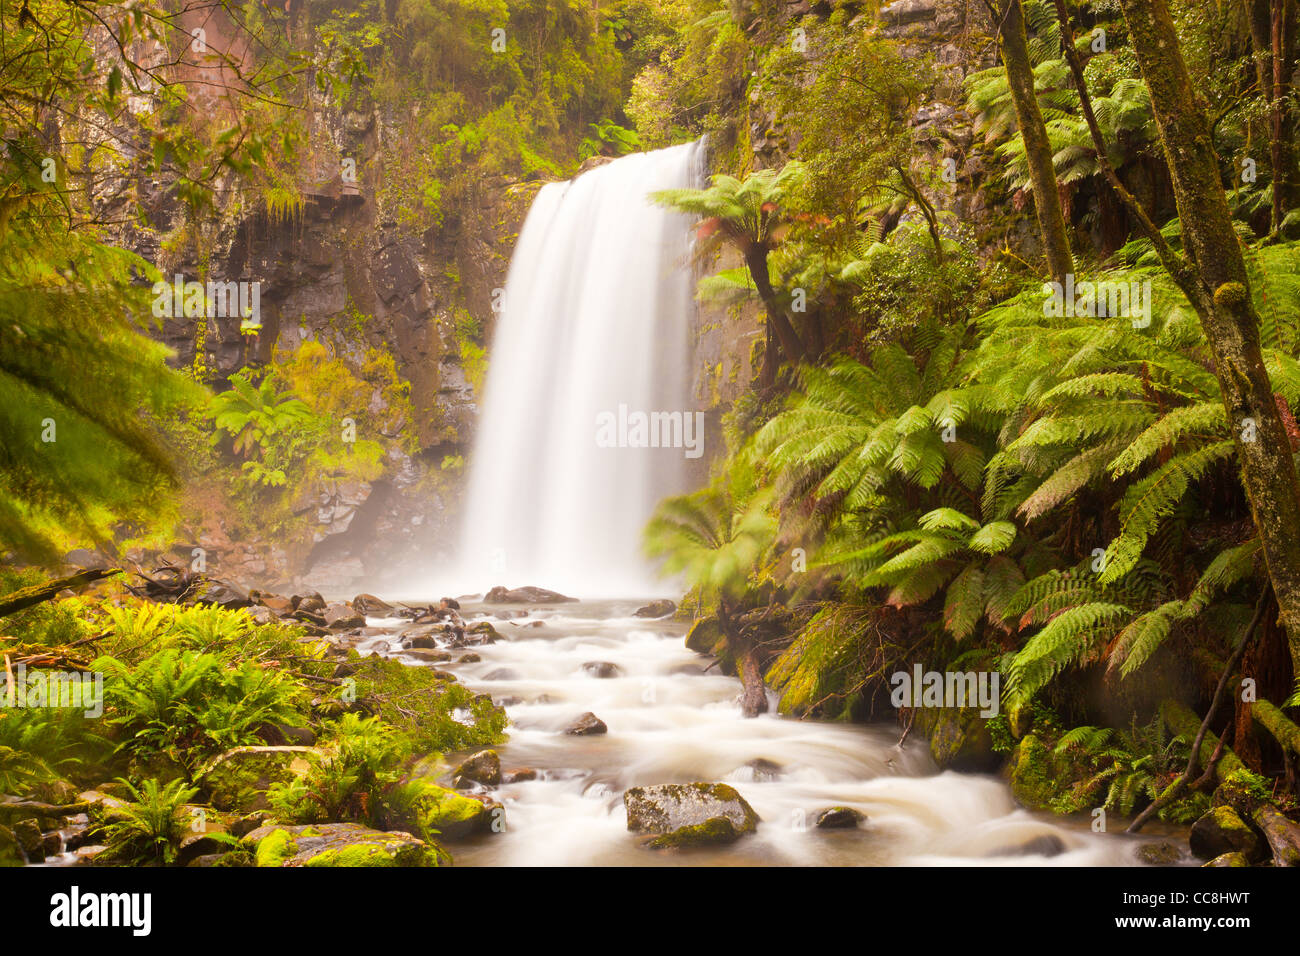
[453,750,501,788]
[503,768,538,784]
[1189,806,1264,861]
[243,822,448,867]
[987,833,1067,858]
[625,783,759,849]
[484,585,577,604]
[580,661,623,679]
[815,807,865,829]
[634,600,676,618]
[564,712,608,736]
[1136,841,1182,865]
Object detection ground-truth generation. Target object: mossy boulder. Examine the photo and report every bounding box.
[0,824,23,867]
[625,783,759,848]
[1136,841,1182,865]
[1188,806,1264,862]
[453,749,501,788]
[685,618,723,655]
[815,807,865,829]
[197,746,324,811]
[1006,734,1057,811]
[243,823,449,867]
[405,780,502,841]
[927,708,999,772]
[1203,851,1250,867]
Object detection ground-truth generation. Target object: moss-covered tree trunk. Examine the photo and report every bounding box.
[1270,0,1299,229]
[1119,0,1300,675]
[997,0,1074,284]
[744,243,805,370]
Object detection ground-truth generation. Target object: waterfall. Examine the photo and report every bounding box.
[458,141,706,597]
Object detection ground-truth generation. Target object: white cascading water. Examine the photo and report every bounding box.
[459,141,705,596]
[401,143,1151,867]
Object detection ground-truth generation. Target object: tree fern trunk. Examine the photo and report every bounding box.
[1119,0,1300,676]
[997,0,1075,285]
[1270,0,1299,229]
[744,244,804,368]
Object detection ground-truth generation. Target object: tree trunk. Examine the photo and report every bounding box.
[1271,0,1299,229]
[717,599,768,717]
[1118,0,1300,675]
[0,568,120,619]
[997,0,1075,284]
[743,243,804,367]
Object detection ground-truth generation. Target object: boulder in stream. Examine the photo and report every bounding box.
[484,585,577,604]
[581,661,623,679]
[453,750,501,788]
[403,781,503,841]
[1203,851,1250,867]
[815,807,866,829]
[564,712,608,736]
[625,783,759,848]
[352,593,395,616]
[634,600,676,618]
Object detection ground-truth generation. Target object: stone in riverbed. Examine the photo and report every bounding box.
[484,585,577,604]
[986,833,1067,858]
[293,591,327,613]
[459,653,481,663]
[1189,806,1264,861]
[564,712,608,736]
[634,600,676,618]
[243,822,448,867]
[625,783,759,849]
[402,782,503,842]
[503,768,538,784]
[325,603,366,630]
[685,618,722,655]
[1136,841,1182,865]
[815,807,865,829]
[404,648,452,663]
[352,593,395,616]
[581,661,623,679]
[11,819,44,862]
[453,750,501,788]
[738,758,783,782]
[464,621,501,644]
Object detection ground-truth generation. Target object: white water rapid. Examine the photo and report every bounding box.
[408,144,1160,867]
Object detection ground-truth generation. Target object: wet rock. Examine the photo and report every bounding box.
[1253,805,1300,866]
[0,825,20,867]
[815,807,865,829]
[439,597,461,610]
[352,593,395,616]
[191,579,252,611]
[581,661,623,679]
[1136,842,1182,865]
[1203,851,1250,867]
[685,618,722,655]
[404,648,453,664]
[458,653,481,663]
[325,604,366,630]
[179,812,231,866]
[928,708,999,773]
[634,600,676,618]
[255,592,294,613]
[484,585,577,604]
[739,758,783,782]
[293,591,327,614]
[484,667,520,681]
[401,782,502,841]
[495,696,524,707]
[229,811,273,839]
[242,822,448,867]
[625,783,759,848]
[292,608,328,627]
[42,831,63,857]
[453,750,501,788]
[564,712,608,736]
[12,819,43,862]
[986,833,1067,858]
[1189,806,1264,861]
[73,845,109,865]
[197,746,323,812]
[188,851,254,867]
[503,768,538,784]
[464,621,501,644]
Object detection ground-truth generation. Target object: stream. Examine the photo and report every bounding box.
[365,598,1153,866]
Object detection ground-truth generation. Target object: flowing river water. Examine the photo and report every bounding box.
[364,598,1154,866]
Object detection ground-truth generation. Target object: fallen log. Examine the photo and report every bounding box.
[1252,699,1300,758]
[1160,700,1246,782]
[0,568,121,620]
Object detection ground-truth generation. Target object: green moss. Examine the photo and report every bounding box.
[645,816,740,849]
[254,828,298,867]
